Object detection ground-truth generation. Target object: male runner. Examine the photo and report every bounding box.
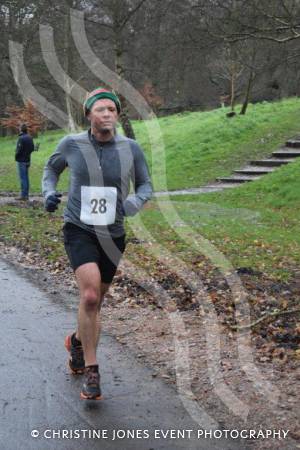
[42,88,153,400]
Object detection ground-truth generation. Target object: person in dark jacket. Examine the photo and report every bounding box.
[15,124,35,200]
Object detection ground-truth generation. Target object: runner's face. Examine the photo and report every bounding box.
[87,99,118,133]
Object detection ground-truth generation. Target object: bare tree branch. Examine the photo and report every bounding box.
[119,0,148,31]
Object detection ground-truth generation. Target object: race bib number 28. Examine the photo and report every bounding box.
[80,186,117,225]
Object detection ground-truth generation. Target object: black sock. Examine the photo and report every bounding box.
[86,364,99,373]
[71,333,82,347]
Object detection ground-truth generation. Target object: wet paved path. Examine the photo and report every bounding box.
[0,259,242,450]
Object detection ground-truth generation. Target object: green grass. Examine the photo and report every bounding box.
[0,129,68,193]
[1,97,300,281]
[134,97,300,190]
[135,156,300,281]
[1,97,300,192]
[0,205,65,262]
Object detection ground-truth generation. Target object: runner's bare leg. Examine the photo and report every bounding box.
[75,262,102,366]
[75,281,110,343]
[95,281,110,347]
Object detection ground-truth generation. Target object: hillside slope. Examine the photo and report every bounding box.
[0,97,300,193]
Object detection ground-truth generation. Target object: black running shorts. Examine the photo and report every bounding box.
[63,222,126,283]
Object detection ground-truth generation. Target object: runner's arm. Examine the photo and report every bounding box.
[42,137,68,199]
[123,144,153,216]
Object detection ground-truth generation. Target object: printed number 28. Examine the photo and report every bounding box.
[91,198,107,214]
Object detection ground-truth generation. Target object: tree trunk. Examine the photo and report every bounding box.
[240,71,254,115]
[65,77,77,132]
[230,71,235,111]
[114,35,136,139]
[64,4,77,132]
[118,94,135,138]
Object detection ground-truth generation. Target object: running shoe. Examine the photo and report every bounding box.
[64,333,85,374]
[80,367,102,400]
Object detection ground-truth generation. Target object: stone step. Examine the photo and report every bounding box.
[250,158,294,167]
[272,149,300,157]
[206,183,240,189]
[216,175,261,183]
[203,139,300,189]
[286,139,300,148]
[234,166,275,175]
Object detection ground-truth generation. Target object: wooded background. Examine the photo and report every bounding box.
[1,0,300,135]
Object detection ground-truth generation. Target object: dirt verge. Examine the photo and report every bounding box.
[0,240,299,449]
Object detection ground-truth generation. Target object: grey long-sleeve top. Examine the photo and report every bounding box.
[42,129,153,237]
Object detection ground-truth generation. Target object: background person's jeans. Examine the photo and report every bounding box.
[17,162,30,198]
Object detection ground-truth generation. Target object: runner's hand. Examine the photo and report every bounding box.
[45,193,62,212]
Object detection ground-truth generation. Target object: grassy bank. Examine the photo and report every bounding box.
[135,156,300,281]
[1,147,300,282]
[1,97,300,193]
[1,97,300,281]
